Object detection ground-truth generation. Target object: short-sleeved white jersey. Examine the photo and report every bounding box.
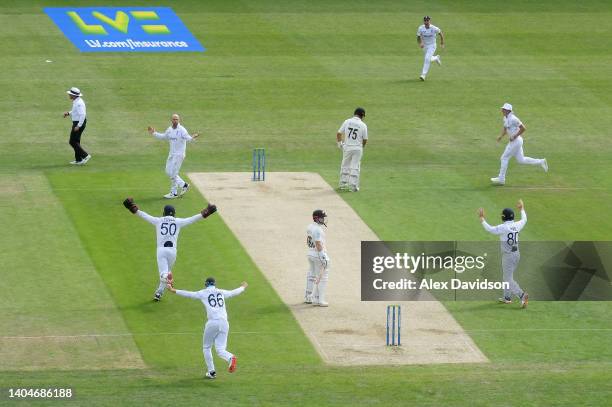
[307,222,326,257]
[154,124,193,156]
[417,24,441,46]
[481,210,527,254]
[175,286,245,321]
[338,116,368,149]
[503,113,523,139]
[137,210,202,249]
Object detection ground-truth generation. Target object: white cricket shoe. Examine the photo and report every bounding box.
[164,193,178,199]
[419,75,425,81]
[317,301,329,307]
[179,182,189,196]
[82,154,92,164]
[542,159,548,172]
[205,371,216,380]
[435,55,442,66]
[490,177,505,185]
[69,160,79,165]
[304,295,313,304]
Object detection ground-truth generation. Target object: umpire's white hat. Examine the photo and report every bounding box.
[67,87,82,97]
[501,102,513,111]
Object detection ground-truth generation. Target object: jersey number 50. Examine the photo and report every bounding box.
[161,222,177,236]
[208,293,224,307]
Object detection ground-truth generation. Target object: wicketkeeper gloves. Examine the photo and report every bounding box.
[123,197,139,214]
[201,203,217,218]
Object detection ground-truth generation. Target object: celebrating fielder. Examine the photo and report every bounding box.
[147,114,199,199]
[167,278,247,379]
[491,103,548,185]
[337,107,368,192]
[305,209,330,307]
[478,199,529,308]
[123,198,217,301]
[416,16,444,81]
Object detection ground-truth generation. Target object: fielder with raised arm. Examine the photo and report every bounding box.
[478,199,529,308]
[123,198,217,301]
[490,103,548,185]
[147,114,199,199]
[416,16,444,81]
[167,277,248,380]
[337,107,368,192]
[305,209,330,307]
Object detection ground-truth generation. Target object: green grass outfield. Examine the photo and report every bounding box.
[1,0,611,405]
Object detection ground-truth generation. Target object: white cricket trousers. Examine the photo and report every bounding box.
[305,255,330,304]
[498,136,544,182]
[501,251,524,299]
[156,247,176,294]
[339,147,363,190]
[421,44,437,77]
[165,153,186,194]
[203,319,234,373]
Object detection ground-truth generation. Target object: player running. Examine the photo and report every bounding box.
[490,103,548,185]
[122,198,217,301]
[167,278,248,379]
[478,199,529,308]
[416,16,444,81]
[305,209,330,306]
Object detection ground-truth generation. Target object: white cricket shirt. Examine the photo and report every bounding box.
[307,222,326,257]
[503,113,523,139]
[338,116,368,149]
[69,97,86,126]
[175,286,245,321]
[417,24,441,46]
[154,124,193,156]
[481,210,527,254]
[137,210,202,249]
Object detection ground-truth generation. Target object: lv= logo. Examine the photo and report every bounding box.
[67,10,170,35]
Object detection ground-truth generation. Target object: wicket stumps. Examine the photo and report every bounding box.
[252,148,266,181]
[386,305,401,346]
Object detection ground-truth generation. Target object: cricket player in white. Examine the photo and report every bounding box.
[416,16,444,81]
[305,209,330,306]
[491,103,548,185]
[167,278,248,379]
[147,114,199,199]
[123,198,217,301]
[478,199,529,308]
[337,107,368,192]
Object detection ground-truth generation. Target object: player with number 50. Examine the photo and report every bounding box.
[477,199,529,308]
[122,197,217,301]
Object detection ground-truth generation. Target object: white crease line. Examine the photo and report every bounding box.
[466,328,612,332]
[0,332,298,339]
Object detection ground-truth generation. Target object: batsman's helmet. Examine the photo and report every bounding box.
[205,277,216,287]
[163,205,175,217]
[354,107,366,118]
[502,208,515,221]
[313,209,327,226]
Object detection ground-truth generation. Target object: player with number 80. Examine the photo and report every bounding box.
[478,199,530,308]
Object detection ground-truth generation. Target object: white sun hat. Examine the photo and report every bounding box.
[67,87,82,97]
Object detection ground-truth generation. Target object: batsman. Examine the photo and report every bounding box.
[478,199,529,308]
[304,209,330,307]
